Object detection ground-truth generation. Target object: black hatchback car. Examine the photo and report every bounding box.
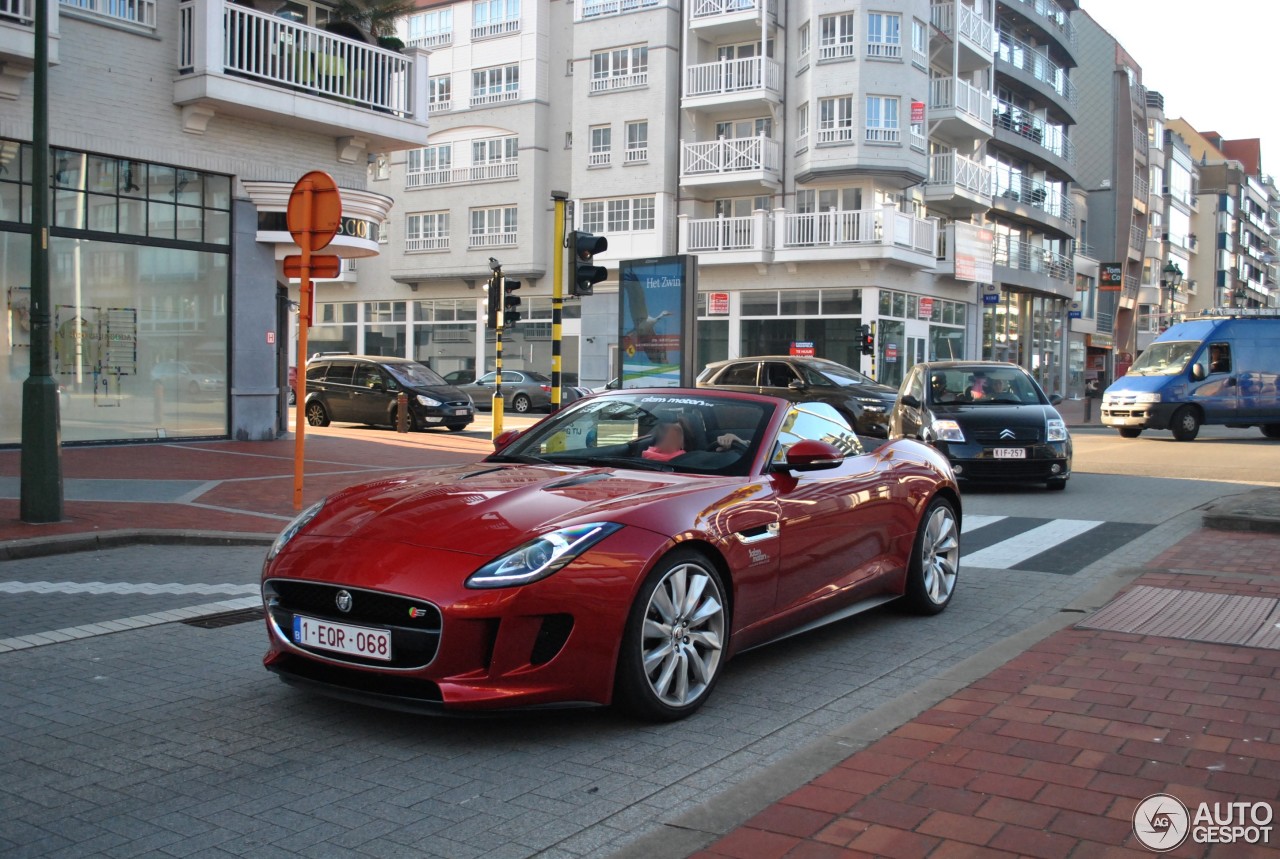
[697,356,899,436]
[889,361,1071,490]
[303,356,474,432]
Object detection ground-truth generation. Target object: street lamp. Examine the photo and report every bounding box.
[1160,261,1183,324]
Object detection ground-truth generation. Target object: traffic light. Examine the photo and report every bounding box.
[485,273,500,329]
[859,324,874,356]
[503,278,522,325]
[568,231,608,297]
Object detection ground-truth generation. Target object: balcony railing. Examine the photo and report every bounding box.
[996,32,1077,107]
[1134,123,1148,153]
[930,2,994,56]
[685,214,772,253]
[405,236,449,252]
[625,146,648,163]
[818,39,857,61]
[930,77,993,130]
[2,0,32,23]
[992,100,1074,163]
[471,18,519,40]
[1124,274,1139,299]
[816,124,854,145]
[588,151,611,167]
[1129,224,1145,251]
[428,98,451,112]
[1005,0,1075,51]
[992,235,1073,281]
[405,161,517,189]
[1134,176,1149,202]
[780,207,936,255]
[865,126,900,144]
[685,56,781,99]
[468,231,517,248]
[909,129,926,151]
[406,32,451,48]
[866,38,902,60]
[691,0,772,21]
[590,71,647,93]
[992,172,1074,224]
[580,0,660,18]
[179,0,417,116]
[927,151,992,198]
[63,0,155,27]
[471,88,519,106]
[681,135,781,177]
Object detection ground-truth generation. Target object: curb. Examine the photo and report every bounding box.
[0,530,274,561]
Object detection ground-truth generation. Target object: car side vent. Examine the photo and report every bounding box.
[530,614,574,665]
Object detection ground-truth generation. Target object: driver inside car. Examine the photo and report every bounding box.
[641,420,688,462]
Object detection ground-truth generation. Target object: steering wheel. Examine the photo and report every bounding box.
[716,437,749,453]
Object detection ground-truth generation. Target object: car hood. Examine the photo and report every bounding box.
[840,380,898,401]
[1103,374,1172,395]
[406,384,471,401]
[304,463,710,553]
[932,403,1060,428]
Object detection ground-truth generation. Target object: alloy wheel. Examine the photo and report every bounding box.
[920,503,960,605]
[640,562,725,708]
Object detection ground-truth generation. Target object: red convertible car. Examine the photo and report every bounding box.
[261,390,962,720]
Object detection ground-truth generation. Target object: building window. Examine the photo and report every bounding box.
[61,0,156,27]
[584,196,656,232]
[406,212,449,252]
[378,219,390,244]
[911,18,927,68]
[473,136,519,165]
[407,8,453,47]
[818,96,854,144]
[581,201,605,233]
[590,45,649,93]
[625,121,648,163]
[796,102,810,152]
[469,206,518,247]
[866,12,902,59]
[406,144,452,187]
[589,125,612,167]
[473,0,520,39]
[818,14,856,60]
[472,64,520,106]
[865,95,900,143]
[798,22,810,64]
[428,75,452,112]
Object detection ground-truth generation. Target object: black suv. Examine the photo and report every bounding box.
[303,356,474,432]
[697,356,899,437]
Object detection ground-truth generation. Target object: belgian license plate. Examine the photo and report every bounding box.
[993,447,1026,459]
[453,408,469,416]
[293,614,392,661]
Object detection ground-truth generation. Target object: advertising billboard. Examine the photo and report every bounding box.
[953,223,994,283]
[617,255,698,388]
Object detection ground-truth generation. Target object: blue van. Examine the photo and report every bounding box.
[1101,312,1280,441]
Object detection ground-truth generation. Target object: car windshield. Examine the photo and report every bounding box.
[1125,341,1198,376]
[808,360,874,387]
[489,392,775,477]
[387,362,448,387]
[929,367,1045,405]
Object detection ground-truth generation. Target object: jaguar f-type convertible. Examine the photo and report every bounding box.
[262,390,962,720]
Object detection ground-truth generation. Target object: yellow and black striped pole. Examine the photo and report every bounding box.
[550,193,568,411]
[491,271,505,440]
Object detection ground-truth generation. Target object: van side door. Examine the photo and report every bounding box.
[1190,341,1238,424]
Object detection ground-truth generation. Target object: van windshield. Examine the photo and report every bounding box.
[387,362,448,387]
[1126,341,1198,376]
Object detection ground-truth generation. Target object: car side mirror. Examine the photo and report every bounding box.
[1190,363,1206,382]
[787,379,806,390]
[779,439,844,472]
[901,393,920,408]
[493,429,522,451]
[1049,394,1063,406]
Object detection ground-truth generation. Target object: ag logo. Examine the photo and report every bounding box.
[1134,793,1189,851]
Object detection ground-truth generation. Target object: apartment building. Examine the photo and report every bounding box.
[351,0,1092,393]
[1,0,429,445]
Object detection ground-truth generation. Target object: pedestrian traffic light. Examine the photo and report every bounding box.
[485,273,499,329]
[503,278,522,325]
[568,231,608,297]
[859,324,874,355]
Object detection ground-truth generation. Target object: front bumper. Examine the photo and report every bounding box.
[1100,402,1175,430]
[414,402,474,426]
[262,528,669,713]
[935,440,1071,483]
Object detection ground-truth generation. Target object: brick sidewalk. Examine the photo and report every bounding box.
[692,530,1280,859]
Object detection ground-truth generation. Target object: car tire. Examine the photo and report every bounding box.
[288,389,296,406]
[446,424,468,433]
[512,394,532,413]
[1170,406,1200,442]
[1047,478,1068,491]
[1262,424,1280,439]
[902,496,960,616]
[304,401,330,427]
[187,381,201,397]
[614,549,728,722]
[1118,428,1141,439]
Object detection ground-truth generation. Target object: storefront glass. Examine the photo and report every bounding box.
[738,288,865,367]
[412,299,478,379]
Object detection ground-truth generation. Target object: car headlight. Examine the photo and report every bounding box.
[930,420,965,443]
[466,522,623,589]
[416,394,442,407]
[266,499,325,562]
[1046,418,1068,442]
[1133,392,1161,403]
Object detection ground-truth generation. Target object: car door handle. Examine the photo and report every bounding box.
[736,522,779,544]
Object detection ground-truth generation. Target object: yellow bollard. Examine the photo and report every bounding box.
[491,391,504,440]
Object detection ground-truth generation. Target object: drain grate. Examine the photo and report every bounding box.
[1077,586,1280,650]
[182,607,264,629]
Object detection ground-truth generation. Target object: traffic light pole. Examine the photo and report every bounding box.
[491,270,505,440]
[869,321,877,381]
[20,0,63,523]
[550,193,567,411]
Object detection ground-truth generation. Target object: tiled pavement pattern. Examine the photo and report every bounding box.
[688,535,1280,859]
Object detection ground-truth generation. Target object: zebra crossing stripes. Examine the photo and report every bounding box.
[960,516,1151,575]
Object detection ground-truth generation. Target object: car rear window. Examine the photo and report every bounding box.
[323,364,355,385]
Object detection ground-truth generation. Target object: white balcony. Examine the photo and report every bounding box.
[405,160,517,189]
[0,0,59,98]
[590,71,646,93]
[930,1,994,70]
[405,236,449,253]
[578,0,660,21]
[680,136,781,192]
[678,211,773,266]
[925,150,992,214]
[928,77,992,143]
[468,231,517,249]
[471,18,519,40]
[406,32,451,48]
[682,56,780,113]
[689,0,776,38]
[773,206,937,269]
[470,88,520,106]
[175,0,428,158]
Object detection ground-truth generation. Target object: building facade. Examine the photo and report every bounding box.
[1,0,429,446]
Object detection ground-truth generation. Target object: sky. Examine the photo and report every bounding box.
[1081,1,1280,175]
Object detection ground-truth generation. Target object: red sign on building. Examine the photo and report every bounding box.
[911,101,925,123]
[708,292,730,314]
[918,297,934,319]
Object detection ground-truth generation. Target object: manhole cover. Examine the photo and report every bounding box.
[182,608,264,629]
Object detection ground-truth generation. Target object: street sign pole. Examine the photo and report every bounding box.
[492,271,505,440]
[293,187,313,512]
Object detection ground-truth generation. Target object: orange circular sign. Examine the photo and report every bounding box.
[286,171,343,251]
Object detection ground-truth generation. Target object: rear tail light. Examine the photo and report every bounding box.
[540,385,551,393]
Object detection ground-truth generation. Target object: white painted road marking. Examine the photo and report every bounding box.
[960,514,1006,533]
[0,581,258,596]
[962,519,1105,569]
[0,597,261,653]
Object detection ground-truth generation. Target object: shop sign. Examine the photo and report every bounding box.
[911,101,925,123]
[885,344,899,362]
[918,297,934,319]
[790,341,815,357]
[982,283,1001,305]
[1099,262,1124,291]
[953,223,994,282]
[708,292,730,315]
[1068,300,1082,319]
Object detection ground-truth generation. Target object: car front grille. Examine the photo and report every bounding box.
[264,579,441,669]
[971,427,1043,443]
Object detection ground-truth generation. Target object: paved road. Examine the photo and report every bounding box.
[0,435,1264,858]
